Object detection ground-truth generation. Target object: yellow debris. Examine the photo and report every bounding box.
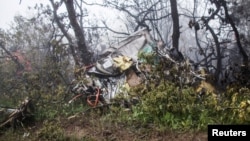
[113,56,133,72]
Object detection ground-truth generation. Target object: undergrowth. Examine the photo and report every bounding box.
[1,51,250,140]
[126,81,250,131]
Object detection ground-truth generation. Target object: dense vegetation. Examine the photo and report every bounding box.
[1,52,250,140]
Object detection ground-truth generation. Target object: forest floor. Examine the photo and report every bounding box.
[63,115,207,141]
[0,112,207,141]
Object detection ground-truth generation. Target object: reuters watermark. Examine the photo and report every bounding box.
[208,125,249,140]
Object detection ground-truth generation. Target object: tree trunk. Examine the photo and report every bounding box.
[64,0,92,65]
[202,1,222,84]
[170,0,180,50]
[50,0,80,66]
[221,0,248,66]
[206,24,222,84]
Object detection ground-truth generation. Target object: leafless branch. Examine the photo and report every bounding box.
[102,21,130,35]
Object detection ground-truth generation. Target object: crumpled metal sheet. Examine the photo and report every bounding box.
[81,28,157,102]
[115,35,146,61]
[100,74,127,102]
[96,55,117,75]
[100,28,153,61]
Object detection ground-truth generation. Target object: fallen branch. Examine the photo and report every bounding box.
[0,98,34,129]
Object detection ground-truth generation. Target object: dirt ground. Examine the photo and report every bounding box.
[0,113,208,141]
[61,114,208,141]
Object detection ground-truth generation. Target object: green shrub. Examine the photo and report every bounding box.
[130,81,250,130]
[37,120,65,141]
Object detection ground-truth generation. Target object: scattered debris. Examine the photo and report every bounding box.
[69,28,205,108]
[0,97,34,129]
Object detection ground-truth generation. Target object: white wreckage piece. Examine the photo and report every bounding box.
[87,28,156,76]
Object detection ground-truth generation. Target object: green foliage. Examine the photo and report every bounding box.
[138,45,159,65]
[0,54,78,122]
[130,80,250,130]
[218,87,250,123]
[37,120,65,141]
[124,49,248,131]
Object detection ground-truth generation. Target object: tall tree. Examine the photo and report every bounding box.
[170,0,180,50]
[64,0,92,65]
[49,0,92,66]
[221,0,248,66]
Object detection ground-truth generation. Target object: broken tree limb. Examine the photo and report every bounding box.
[0,98,34,129]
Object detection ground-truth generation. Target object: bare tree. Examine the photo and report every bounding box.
[64,0,92,65]
[187,0,249,85]
[49,0,92,66]
[82,0,172,42]
[170,0,180,50]
[220,0,248,66]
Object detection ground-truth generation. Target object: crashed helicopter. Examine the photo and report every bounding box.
[69,28,204,108]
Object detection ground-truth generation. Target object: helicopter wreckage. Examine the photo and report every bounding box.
[69,28,204,108]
